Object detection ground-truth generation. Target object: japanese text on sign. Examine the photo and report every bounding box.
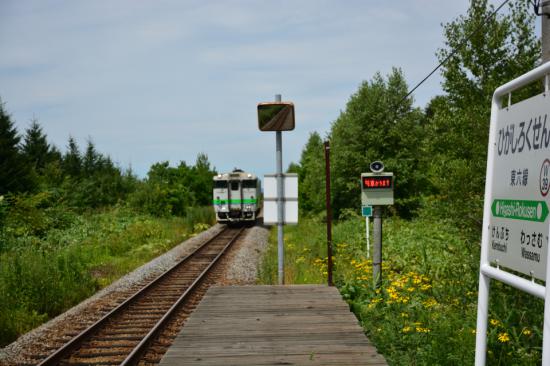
[497,114,550,156]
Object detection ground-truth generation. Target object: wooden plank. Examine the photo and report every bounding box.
[160,285,387,366]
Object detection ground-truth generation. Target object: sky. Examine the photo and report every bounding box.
[0,0,509,179]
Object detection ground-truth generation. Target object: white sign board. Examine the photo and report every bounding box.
[476,63,550,366]
[263,174,298,225]
[487,92,550,280]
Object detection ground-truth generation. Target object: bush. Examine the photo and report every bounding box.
[0,206,214,347]
[259,216,544,365]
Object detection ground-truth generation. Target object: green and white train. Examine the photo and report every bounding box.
[213,169,261,224]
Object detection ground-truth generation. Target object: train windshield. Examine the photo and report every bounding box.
[214,180,228,189]
[231,181,239,190]
[242,180,257,189]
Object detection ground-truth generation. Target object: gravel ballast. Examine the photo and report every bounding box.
[222,224,270,285]
[0,222,271,365]
[0,224,225,364]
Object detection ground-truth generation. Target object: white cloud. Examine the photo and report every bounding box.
[0,0,481,178]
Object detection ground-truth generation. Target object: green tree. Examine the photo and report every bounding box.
[21,119,59,173]
[62,137,82,178]
[0,101,34,194]
[298,132,325,214]
[191,153,216,206]
[330,68,426,218]
[286,162,300,174]
[82,139,99,175]
[424,0,539,230]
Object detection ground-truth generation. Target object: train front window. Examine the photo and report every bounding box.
[214,181,227,189]
[242,180,256,189]
[231,181,239,190]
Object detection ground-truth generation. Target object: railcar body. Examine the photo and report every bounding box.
[213,169,261,224]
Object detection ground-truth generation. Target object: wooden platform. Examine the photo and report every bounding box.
[160,285,387,366]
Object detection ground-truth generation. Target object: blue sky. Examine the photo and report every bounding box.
[0,1,505,178]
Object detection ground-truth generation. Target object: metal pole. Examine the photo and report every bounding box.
[324,141,333,286]
[366,216,370,259]
[372,205,382,288]
[542,1,550,64]
[275,94,284,285]
[542,219,550,365]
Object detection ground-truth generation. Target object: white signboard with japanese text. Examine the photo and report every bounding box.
[487,92,550,280]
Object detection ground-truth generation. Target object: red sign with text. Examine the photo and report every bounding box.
[362,176,393,190]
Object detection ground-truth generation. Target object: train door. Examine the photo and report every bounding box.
[228,180,242,217]
[213,179,229,221]
[242,179,257,218]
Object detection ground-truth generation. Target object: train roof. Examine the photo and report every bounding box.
[213,171,258,181]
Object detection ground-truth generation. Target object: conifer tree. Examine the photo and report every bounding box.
[0,101,34,194]
[22,119,55,172]
[62,137,82,178]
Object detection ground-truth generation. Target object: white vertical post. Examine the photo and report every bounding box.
[540,7,550,362]
[366,216,370,259]
[275,94,284,285]
[542,221,550,364]
[474,89,501,366]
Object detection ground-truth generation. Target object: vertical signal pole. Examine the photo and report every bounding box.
[275,94,284,285]
[324,141,333,286]
[372,205,382,288]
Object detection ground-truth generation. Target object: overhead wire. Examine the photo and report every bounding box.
[397,0,512,107]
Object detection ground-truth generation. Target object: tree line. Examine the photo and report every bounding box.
[293,0,539,238]
[0,103,216,219]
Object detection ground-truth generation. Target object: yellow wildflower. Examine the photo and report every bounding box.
[490,319,500,327]
[402,326,412,333]
[497,332,510,343]
[522,328,532,336]
[423,298,438,308]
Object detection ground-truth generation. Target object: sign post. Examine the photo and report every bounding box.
[325,140,333,286]
[362,206,372,258]
[475,62,550,365]
[257,96,296,286]
[361,161,394,288]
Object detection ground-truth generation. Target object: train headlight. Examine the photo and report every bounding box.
[221,205,227,211]
[245,204,253,211]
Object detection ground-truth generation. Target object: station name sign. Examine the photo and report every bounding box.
[486,92,550,280]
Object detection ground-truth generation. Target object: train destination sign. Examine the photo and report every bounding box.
[485,91,550,280]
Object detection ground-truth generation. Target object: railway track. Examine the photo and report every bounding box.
[37,226,244,366]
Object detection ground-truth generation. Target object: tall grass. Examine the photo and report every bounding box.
[0,206,215,347]
[259,215,543,365]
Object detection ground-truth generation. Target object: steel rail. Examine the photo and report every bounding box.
[121,226,244,365]
[38,226,243,366]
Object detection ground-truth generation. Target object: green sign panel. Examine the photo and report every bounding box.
[491,199,549,222]
[362,206,372,217]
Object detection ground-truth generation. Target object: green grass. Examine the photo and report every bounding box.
[259,215,543,365]
[0,206,215,347]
